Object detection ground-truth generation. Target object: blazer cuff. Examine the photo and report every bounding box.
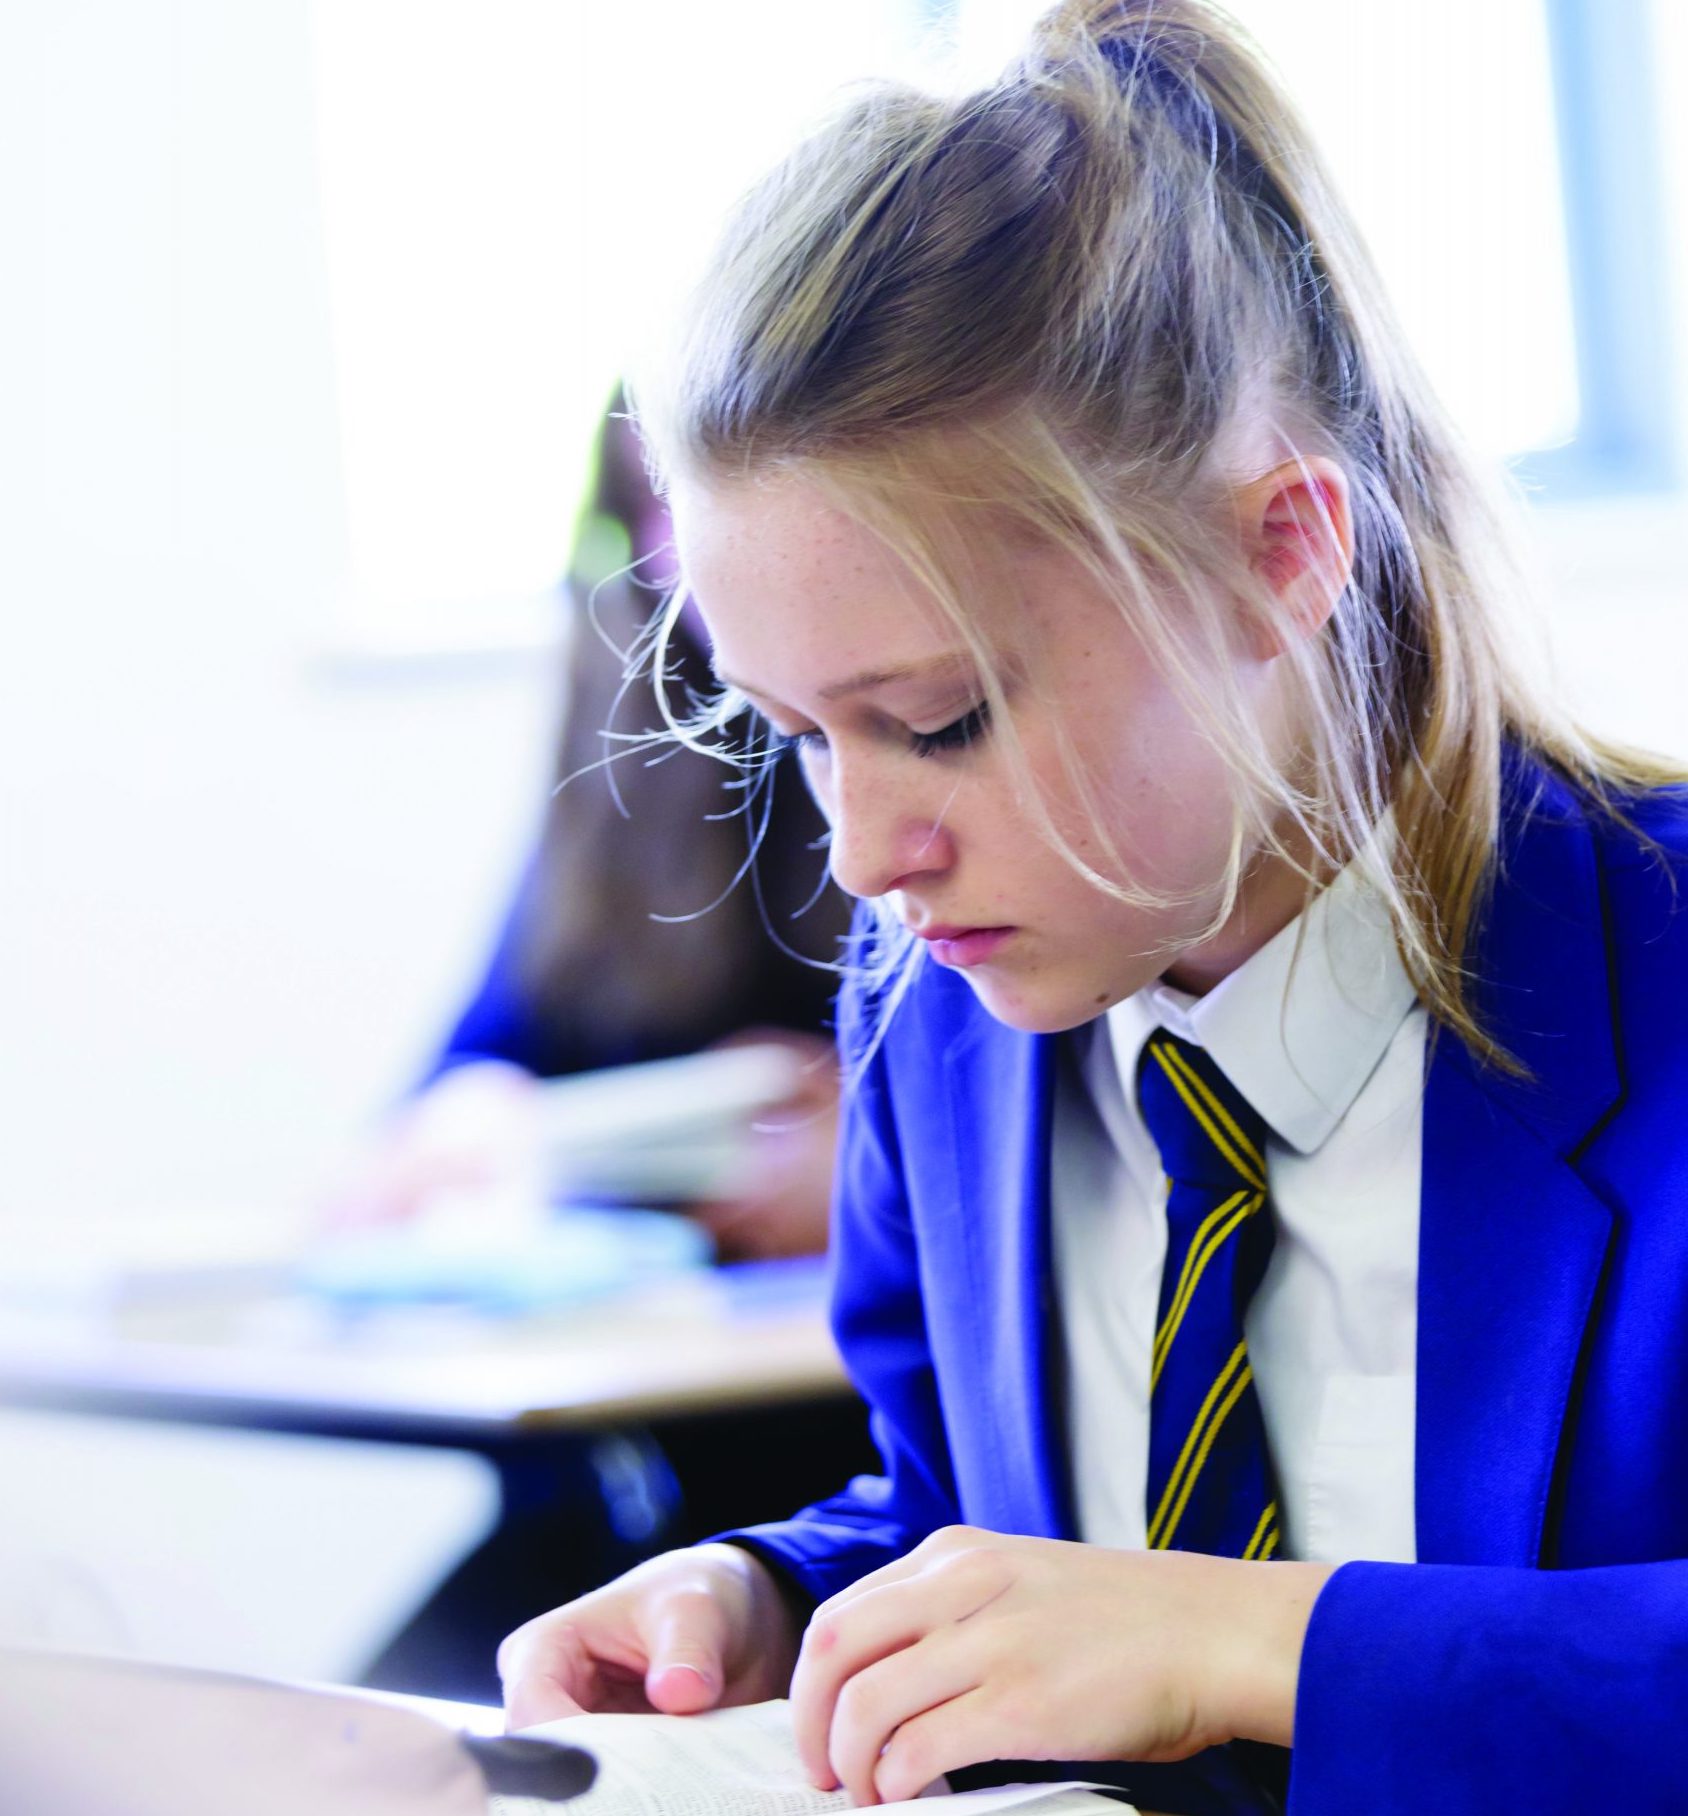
[1293,1558,1688,1813]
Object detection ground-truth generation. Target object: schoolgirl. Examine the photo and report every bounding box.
[500,4,1688,1810]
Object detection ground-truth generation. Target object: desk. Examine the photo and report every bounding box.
[0,1264,873,1701]
[0,1265,851,1444]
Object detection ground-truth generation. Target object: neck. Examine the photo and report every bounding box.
[1160,821,1331,997]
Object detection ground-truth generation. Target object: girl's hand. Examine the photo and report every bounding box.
[788,1526,1333,1806]
[498,1543,803,1732]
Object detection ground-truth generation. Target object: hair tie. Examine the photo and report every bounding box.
[1094,32,1300,233]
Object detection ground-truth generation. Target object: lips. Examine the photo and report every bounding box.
[908,924,1015,968]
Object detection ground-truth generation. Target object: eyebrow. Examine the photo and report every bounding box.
[715,654,976,704]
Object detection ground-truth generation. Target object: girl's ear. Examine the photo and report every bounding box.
[1233,457,1354,659]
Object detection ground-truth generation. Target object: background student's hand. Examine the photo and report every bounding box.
[690,1030,841,1261]
[497,1543,804,1732]
[318,1060,543,1229]
[788,1525,1335,1807]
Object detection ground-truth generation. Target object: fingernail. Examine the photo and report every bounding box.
[652,1662,716,1701]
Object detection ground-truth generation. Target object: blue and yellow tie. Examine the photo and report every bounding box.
[1137,1032,1282,1560]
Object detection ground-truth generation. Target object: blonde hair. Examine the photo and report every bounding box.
[631,0,1683,1069]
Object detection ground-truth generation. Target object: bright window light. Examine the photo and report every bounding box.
[310,0,1583,649]
[308,0,922,649]
[949,0,1580,464]
[1237,0,1578,461]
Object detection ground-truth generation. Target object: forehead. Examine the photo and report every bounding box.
[669,470,992,687]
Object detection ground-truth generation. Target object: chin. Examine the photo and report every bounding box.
[963,972,1112,1035]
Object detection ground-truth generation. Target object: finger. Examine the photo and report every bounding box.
[503,1671,588,1733]
[871,1687,999,1807]
[695,1203,792,1263]
[500,1621,597,1731]
[791,1561,960,1783]
[638,1587,733,1714]
[790,1543,1010,1789]
[803,1526,974,1626]
[500,1606,664,1726]
[823,1526,1001,1609]
[824,1634,982,1808]
[689,1196,757,1244]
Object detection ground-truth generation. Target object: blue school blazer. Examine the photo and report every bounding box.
[725,750,1688,1815]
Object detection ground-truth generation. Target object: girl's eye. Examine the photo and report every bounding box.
[765,721,828,760]
[763,700,991,762]
[910,699,991,759]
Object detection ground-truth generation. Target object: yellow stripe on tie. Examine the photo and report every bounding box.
[1147,1043,1265,1192]
[1151,1186,1252,1367]
[1242,1501,1278,1561]
[1159,1039,1265,1170]
[1154,1356,1255,1551]
[1258,1523,1280,1561]
[1147,1340,1248,1548]
[1151,1189,1260,1390]
[1157,1040,1266,1187]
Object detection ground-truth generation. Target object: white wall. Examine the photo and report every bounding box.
[0,0,559,1234]
[0,2,549,1684]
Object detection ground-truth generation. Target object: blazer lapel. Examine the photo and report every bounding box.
[1416,758,1621,1566]
[941,1008,1071,1540]
[1417,1048,1614,1564]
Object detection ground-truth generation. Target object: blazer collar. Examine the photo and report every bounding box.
[1457,748,1623,1154]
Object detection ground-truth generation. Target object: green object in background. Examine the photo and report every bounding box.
[570,509,633,593]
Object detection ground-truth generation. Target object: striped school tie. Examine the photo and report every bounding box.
[1136,1031,1282,1560]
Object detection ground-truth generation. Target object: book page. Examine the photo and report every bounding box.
[493,1700,1133,1816]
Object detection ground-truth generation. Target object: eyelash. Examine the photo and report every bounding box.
[770,700,992,762]
[910,700,991,758]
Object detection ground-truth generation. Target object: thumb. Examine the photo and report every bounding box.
[643,1599,729,1714]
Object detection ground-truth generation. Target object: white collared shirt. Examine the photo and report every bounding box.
[1050,854,1426,1564]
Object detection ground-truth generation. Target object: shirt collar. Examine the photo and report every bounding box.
[1104,834,1418,1156]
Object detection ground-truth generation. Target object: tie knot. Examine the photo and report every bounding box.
[1135,1032,1268,1193]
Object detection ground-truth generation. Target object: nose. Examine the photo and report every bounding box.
[821,755,957,901]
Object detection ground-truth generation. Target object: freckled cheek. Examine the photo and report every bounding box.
[1031,749,1162,869]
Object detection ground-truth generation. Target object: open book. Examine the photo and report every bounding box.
[497,1700,1135,1816]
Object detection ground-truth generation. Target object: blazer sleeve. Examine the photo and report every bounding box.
[424,850,564,1083]
[709,950,963,1605]
[1293,1558,1688,1812]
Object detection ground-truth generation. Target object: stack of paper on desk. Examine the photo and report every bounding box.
[294,1045,807,1312]
[536,1043,808,1204]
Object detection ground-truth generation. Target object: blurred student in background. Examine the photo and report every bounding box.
[329,390,852,1260]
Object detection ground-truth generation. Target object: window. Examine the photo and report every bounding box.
[308,0,926,655]
[309,0,1678,657]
